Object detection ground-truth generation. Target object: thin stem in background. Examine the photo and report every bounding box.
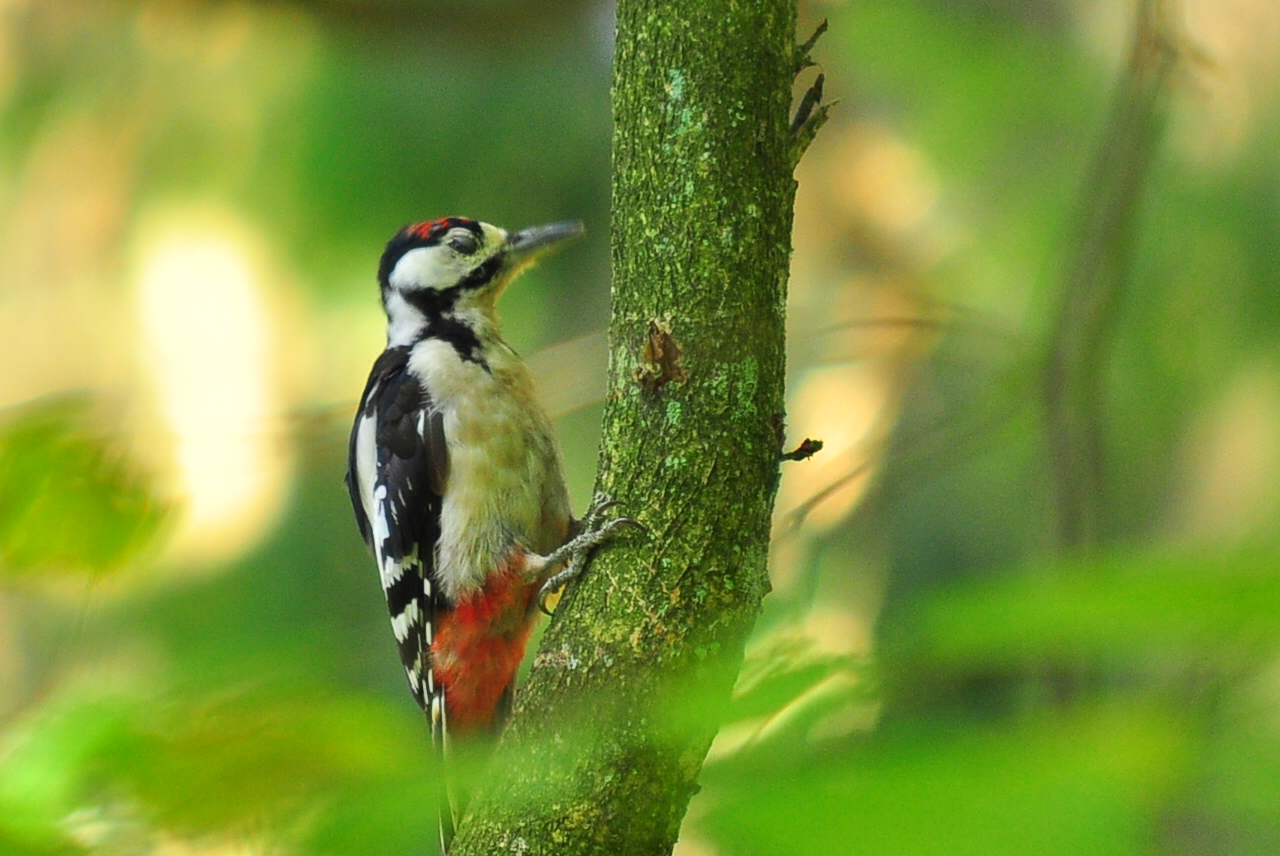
[1044,0,1180,551]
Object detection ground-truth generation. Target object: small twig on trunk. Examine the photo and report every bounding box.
[781,438,824,462]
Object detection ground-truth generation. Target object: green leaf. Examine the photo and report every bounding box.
[0,683,434,851]
[0,395,170,577]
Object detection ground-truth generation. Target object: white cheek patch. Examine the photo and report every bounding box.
[389,246,465,292]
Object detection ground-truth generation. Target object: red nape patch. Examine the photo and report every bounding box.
[406,218,451,241]
[406,216,476,242]
[431,565,538,734]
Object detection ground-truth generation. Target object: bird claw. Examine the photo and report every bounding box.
[580,494,622,527]
[536,566,578,617]
[535,496,643,615]
[610,516,645,535]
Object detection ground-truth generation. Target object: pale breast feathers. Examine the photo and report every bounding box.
[407,338,572,594]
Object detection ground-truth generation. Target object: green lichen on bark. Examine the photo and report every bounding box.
[450,2,798,854]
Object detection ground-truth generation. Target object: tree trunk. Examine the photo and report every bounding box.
[449,1,800,853]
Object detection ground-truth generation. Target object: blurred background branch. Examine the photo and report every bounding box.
[1044,0,1181,551]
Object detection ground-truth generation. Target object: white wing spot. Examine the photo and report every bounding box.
[391,599,421,643]
[354,413,379,533]
[370,486,391,568]
[381,557,409,590]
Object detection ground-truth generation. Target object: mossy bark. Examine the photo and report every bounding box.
[450,2,798,854]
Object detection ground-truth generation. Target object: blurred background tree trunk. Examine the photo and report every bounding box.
[450,1,804,853]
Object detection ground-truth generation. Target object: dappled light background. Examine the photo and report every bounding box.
[2,1,1280,854]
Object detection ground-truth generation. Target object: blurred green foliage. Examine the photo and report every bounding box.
[704,707,1194,856]
[3,0,1280,854]
[0,684,438,854]
[0,396,168,578]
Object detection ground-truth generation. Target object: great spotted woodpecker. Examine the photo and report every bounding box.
[346,217,632,852]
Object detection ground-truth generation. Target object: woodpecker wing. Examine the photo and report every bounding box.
[347,347,449,735]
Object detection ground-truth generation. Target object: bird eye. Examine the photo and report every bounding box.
[448,233,479,255]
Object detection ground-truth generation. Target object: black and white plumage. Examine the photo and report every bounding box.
[346,216,599,852]
[347,345,446,712]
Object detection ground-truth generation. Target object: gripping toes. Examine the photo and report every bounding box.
[583,493,621,524]
[536,495,644,615]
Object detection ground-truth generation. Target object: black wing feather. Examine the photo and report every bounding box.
[347,346,460,853]
[346,346,449,714]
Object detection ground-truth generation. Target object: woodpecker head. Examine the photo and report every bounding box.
[377,216,583,344]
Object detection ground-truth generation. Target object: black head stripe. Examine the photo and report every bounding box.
[378,217,484,291]
[375,218,502,369]
[457,253,504,291]
[395,253,504,369]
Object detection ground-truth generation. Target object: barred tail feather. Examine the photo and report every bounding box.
[382,555,457,854]
[431,679,459,853]
[437,788,456,855]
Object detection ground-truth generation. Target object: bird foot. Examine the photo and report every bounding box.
[531,494,644,615]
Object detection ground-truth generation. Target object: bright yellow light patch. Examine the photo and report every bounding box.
[137,223,287,563]
[776,362,891,533]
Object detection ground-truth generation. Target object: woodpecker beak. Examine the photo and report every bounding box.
[504,221,585,259]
